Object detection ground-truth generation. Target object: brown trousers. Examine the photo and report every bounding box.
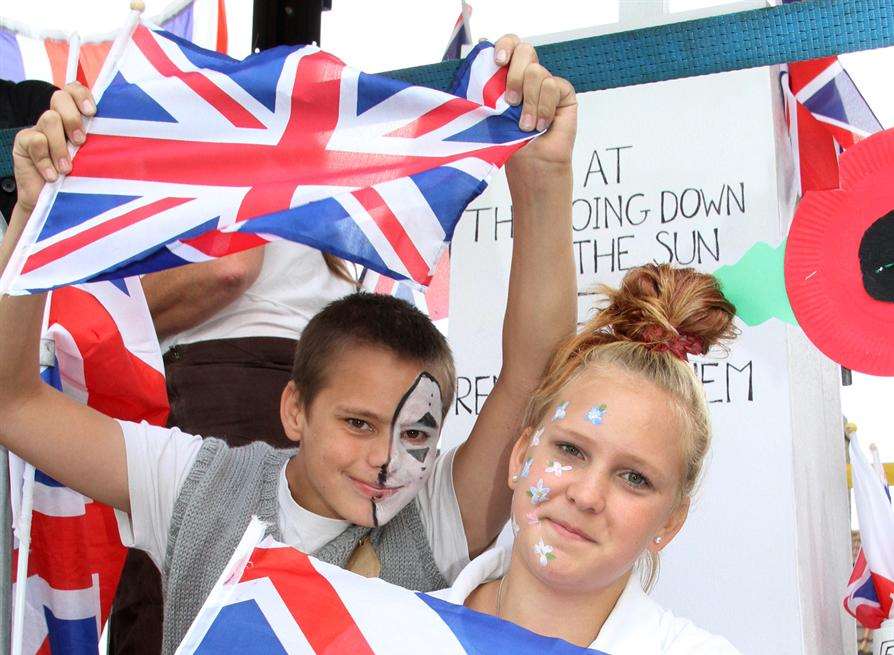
[108,336,297,654]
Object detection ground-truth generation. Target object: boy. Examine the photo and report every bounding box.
[0,36,577,652]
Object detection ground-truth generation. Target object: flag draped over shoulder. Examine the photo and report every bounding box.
[10,277,168,654]
[844,435,894,629]
[176,519,606,654]
[2,22,532,295]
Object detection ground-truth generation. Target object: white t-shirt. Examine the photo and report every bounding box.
[114,420,470,583]
[430,546,743,655]
[161,242,356,350]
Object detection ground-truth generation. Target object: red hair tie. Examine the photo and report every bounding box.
[641,326,703,362]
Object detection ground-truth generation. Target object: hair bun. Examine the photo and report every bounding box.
[595,264,737,354]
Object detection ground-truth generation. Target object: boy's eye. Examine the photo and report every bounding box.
[556,442,585,459]
[345,418,372,432]
[621,471,651,489]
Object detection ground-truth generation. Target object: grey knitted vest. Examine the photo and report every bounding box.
[160,438,448,654]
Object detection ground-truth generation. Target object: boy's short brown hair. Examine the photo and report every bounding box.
[291,292,455,416]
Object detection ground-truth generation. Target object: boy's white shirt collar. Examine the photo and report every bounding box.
[432,545,741,654]
[278,461,350,553]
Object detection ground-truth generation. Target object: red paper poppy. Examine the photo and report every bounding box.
[785,128,894,376]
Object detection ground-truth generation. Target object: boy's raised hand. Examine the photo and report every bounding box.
[1,83,130,514]
[12,82,96,214]
[494,34,577,168]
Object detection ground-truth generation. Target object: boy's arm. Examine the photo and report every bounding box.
[453,37,578,556]
[0,84,130,512]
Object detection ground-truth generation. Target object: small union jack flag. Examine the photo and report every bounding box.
[780,0,882,194]
[845,435,894,629]
[2,23,532,295]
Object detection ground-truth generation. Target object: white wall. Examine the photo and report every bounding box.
[442,58,852,655]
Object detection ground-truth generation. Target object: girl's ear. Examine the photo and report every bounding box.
[508,427,534,489]
[651,496,690,554]
[279,381,305,445]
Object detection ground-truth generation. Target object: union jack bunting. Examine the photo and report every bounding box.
[443,1,472,61]
[10,277,168,654]
[844,435,894,629]
[780,1,882,194]
[2,23,532,295]
[176,519,605,654]
[0,0,230,88]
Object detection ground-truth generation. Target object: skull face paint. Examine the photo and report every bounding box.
[371,372,443,526]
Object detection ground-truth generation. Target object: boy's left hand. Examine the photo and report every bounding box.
[494,34,577,169]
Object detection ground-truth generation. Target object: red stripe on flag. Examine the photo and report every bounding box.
[132,26,263,129]
[21,197,191,275]
[181,230,268,258]
[352,187,431,284]
[242,548,376,655]
[216,0,229,54]
[482,66,508,109]
[385,97,478,139]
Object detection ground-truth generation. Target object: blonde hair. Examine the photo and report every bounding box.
[523,264,738,589]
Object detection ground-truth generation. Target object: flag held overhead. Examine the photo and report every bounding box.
[1,23,534,296]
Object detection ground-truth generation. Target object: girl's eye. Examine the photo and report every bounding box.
[557,442,585,459]
[622,471,651,489]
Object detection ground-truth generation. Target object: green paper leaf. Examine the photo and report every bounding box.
[713,240,797,327]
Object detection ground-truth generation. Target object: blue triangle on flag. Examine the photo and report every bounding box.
[194,600,288,654]
[44,606,99,655]
[35,469,65,487]
[40,192,139,242]
[107,278,131,295]
[357,72,410,116]
[97,72,177,123]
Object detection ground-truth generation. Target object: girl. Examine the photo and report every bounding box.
[432,264,743,654]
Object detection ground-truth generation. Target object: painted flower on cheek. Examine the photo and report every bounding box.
[525,510,540,525]
[585,404,608,425]
[520,457,533,478]
[552,401,570,421]
[530,428,543,447]
[534,538,555,566]
[527,478,550,505]
[545,460,572,477]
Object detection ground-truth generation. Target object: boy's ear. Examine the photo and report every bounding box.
[280,381,305,445]
[507,427,533,490]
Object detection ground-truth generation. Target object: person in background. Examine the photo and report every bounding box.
[431,264,744,654]
[1,79,57,229]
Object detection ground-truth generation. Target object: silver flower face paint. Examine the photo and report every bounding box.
[371,372,443,526]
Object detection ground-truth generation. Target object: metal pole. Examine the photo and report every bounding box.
[0,446,12,655]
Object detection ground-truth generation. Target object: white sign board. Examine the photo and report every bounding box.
[442,66,853,654]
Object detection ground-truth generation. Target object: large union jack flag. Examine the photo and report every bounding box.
[10,278,168,654]
[176,519,605,654]
[2,23,531,295]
